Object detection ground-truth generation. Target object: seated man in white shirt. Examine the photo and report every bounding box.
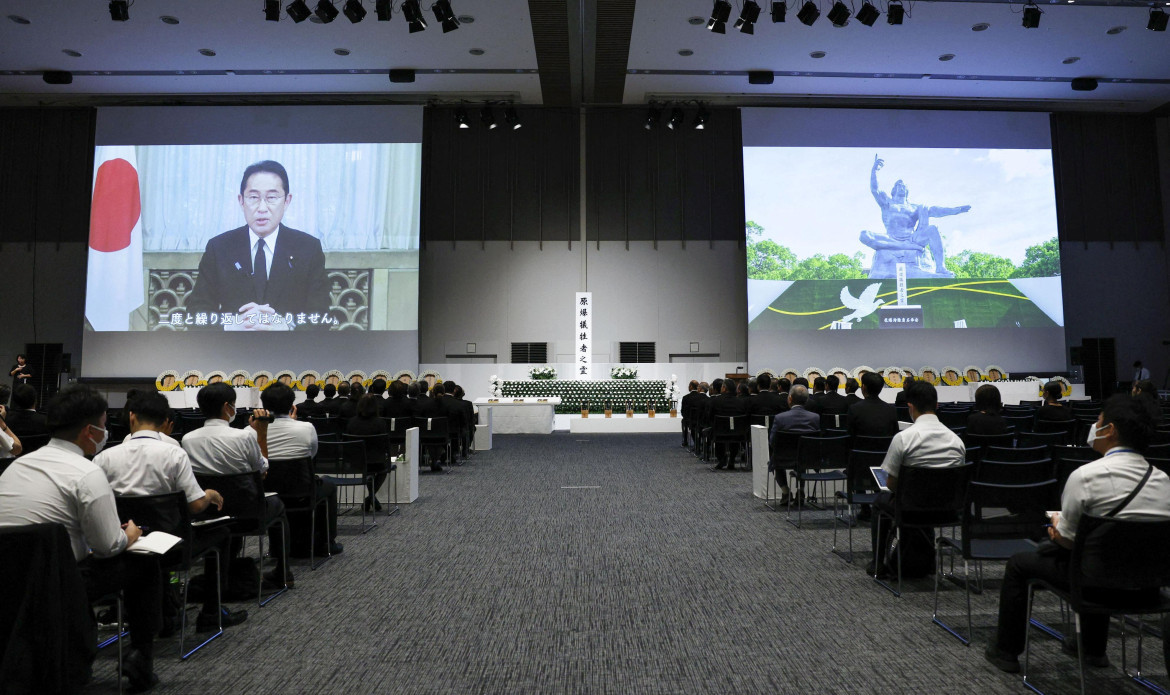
[0,384,161,692]
[0,403,22,458]
[260,383,342,556]
[868,380,966,577]
[96,391,248,632]
[181,382,293,588]
[120,388,180,447]
[985,395,1170,673]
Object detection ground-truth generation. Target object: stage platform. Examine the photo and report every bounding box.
[566,413,682,434]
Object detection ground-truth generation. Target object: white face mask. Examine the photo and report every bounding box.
[1086,421,1112,446]
[89,424,109,454]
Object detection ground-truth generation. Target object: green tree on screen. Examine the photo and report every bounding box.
[788,253,867,280]
[1011,238,1060,278]
[944,251,1017,279]
[747,239,797,279]
[746,220,765,242]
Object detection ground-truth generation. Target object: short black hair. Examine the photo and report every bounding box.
[1133,379,1157,398]
[407,382,420,398]
[261,382,295,415]
[323,383,337,398]
[793,377,809,388]
[356,394,380,418]
[903,375,916,389]
[905,380,938,414]
[127,392,173,427]
[0,384,9,406]
[1101,394,1156,452]
[11,383,37,410]
[711,378,724,395]
[860,372,884,396]
[389,380,406,400]
[778,378,792,393]
[16,353,25,361]
[825,374,840,390]
[443,380,458,394]
[305,384,320,399]
[813,376,826,391]
[1043,381,1063,402]
[757,373,771,390]
[454,385,465,399]
[688,380,699,391]
[974,384,1002,413]
[47,384,107,440]
[737,383,750,397]
[349,383,365,400]
[338,382,351,398]
[240,160,289,196]
[369,378,387,395]
[845,379,859,394]
[197,383,237,419]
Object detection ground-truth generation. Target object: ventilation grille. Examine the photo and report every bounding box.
[511,342,549,363]
[618,342,656,363]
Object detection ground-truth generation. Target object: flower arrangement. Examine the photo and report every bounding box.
[393,369,416,384]
[204,370,227,385]
[369,371,392,385]
[156,370,181,391]
[803,367,823,382]
[882,367,905,388]
[297,370,320,391]
[940,367,963,387]
[665,374,681,402]
[252,370,274,390]
[529,365,557,380]
[755,368,776,379]
[963,365,983,384]
[985,365,1007,382]
[322,369,344,386]
[611,366,638,380]
[346,370,368,387]
[489,375,502,397]
[1049,376,1072,397]
[918,367,939,385]
[227,369,253,388]
[181,369,204,389]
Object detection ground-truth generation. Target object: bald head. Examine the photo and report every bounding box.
[789,384,810,407]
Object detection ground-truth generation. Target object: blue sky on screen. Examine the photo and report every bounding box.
[743,147,1058,265]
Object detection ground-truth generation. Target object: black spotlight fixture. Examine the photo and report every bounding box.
[856,1,880,26]
[388,68,415,83]
[287,0,312,22]
[1070,77,1098,91]
[504,107,522,130]
[1149,7,1168,31]
[1022,2,1041,28]
[707,0,731,33]
[887,0,904,24]
[343,0,366,22]
[644,107,661,130]
[827,1,850,26]
[693,108,708,130]
[42,70,73,85]
[454,109,470,129]
[796,1,820,26]
[108,0,129,21]
[481,107,497,129]
[667,108,685,130]
[314,0,340,23]
[264,0,281,21]
[771,1,786,22]
[402,0,427,31]
[734,0,761,33]
[432,0,460,32]
[376,0,392,20]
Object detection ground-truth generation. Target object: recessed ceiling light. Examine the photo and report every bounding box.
[1106,25,1127,34]
[469,48,485,55]
[334,48,351,56]
[457,15,474,23]
[62,49,82,57]
[971,22,990,31]
[7,15,29,24]
[160,15,180,24]
[688,16,705,25]
[198,48,216,57]
[939,53,955,61]
[810,50,826,58]
[678,49,694,56]
[1062,56,1080,64]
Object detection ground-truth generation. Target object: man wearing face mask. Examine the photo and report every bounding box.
[0,384,163,692]
[985,395,1170,674]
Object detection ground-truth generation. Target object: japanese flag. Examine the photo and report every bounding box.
[85,146,145,331]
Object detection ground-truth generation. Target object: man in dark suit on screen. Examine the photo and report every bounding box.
[185,161,331,330]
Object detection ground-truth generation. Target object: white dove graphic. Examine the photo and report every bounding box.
[839,283,884,323]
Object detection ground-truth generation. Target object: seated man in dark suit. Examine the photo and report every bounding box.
[749,373,787,419]
[807,377,828,412]
[321,383,343,417]
[412,387,445,472]
[817,375,850,417]
[710,380,748,471]
[847,372,900,439]
[680,380,700,447]
[5,383,49,439]
[184,160,331,330]
[894,376,915,407]
[339,383,362,420]
[774,378,792,414]
[437,380,467,441]
[454,385,476,455]
[383,379,416,420]
[768,385,821,504]
[297,384,322,419]
[843,379,862,407]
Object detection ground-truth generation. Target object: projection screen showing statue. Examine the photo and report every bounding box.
[746,147,1062,332]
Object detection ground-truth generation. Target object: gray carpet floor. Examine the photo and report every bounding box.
[87,433,1165,694]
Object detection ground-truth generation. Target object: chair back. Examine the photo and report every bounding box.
[1034,418,1075,436]
[1146,442,1170,457]
[975,458,1053,485]
[769,430,804,467]
[193,470,264,521]
[177,414,206,434]
[16,433,50,454]
[895,463,974,525]
[937,410,968,429]
[1071,515,1170,601]
[984,445,1048,463]
[846,449,887,491]
[1002,415,1034,433]
[413,417,450,442]
[965,446,981,463]
[306,416,338,438]
[342,433,391,472]
[1019,400,1043,407]
[1147,457,1170,478]
[1017,430,1070,449]
[107,422,130,444]
[963,432,1014,451]
[796,433,850,472]
[712,416,746,439]
[852,435,893,452]
[266,457,317,497]
[819,413,850,431]
[962,479,1055,553]
[315,438,369,476]
[114,490,188,538]
[747,414,766,429]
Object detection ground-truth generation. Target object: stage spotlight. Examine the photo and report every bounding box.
[1022,2,1041,28]
[1149,7,1168,31]
[797,1,820,26]
[771,1,786,22]
[887,1,904,24]
[109,0,129,21]
[693,108,708,130]
[454,109,470,129]
[707,0,731,33]
[314,0,339,23]
[827,1,850,26]
[388,69,415,82]
[505,107,522,130]
[856,1,880,26]
[402,0,428,31]
[264,0,281,21]
[667,108,685,130]
[432,0,460,32]
[734,1,761,33]
[376,0,393,20]
[481,107,497,129]
[644,107,661,131]
[287,0,312,22]
[343,0,367,22]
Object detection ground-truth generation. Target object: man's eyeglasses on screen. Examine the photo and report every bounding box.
[244,194,286,207]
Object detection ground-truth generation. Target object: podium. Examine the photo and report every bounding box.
[725,373,752,382]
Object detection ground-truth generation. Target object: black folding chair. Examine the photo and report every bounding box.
[711,416,749,468]
[266,457,332,569]
[982,445,1049,463]
[414,417,452,470]
[1003,414,1034,434]
[963,432,1015,453]
[789,433,850,528]
[315,439,377,534]
[933,479,1055,645]
[833,449,886,563]
[853,435,893,452]
[819,412,850,431]
[938,410,968,430]
[342,433,400,519]
[765,430,802,511]
[1017,430,1071,452]
[1023,515,1170,695]
[975,458,1053,485]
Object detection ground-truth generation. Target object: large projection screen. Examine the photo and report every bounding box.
[82,105,422,378]
[743,108,1065,375]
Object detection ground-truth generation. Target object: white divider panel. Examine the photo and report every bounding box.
[474,407,493,451]
[751,425,770,500]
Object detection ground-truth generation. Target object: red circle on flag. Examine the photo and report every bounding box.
[89,158,140,253]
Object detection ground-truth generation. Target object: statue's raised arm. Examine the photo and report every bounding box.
[870,154,888,206]
[926,204,972,218]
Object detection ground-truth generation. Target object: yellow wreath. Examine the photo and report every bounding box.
[155,370,181,392]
